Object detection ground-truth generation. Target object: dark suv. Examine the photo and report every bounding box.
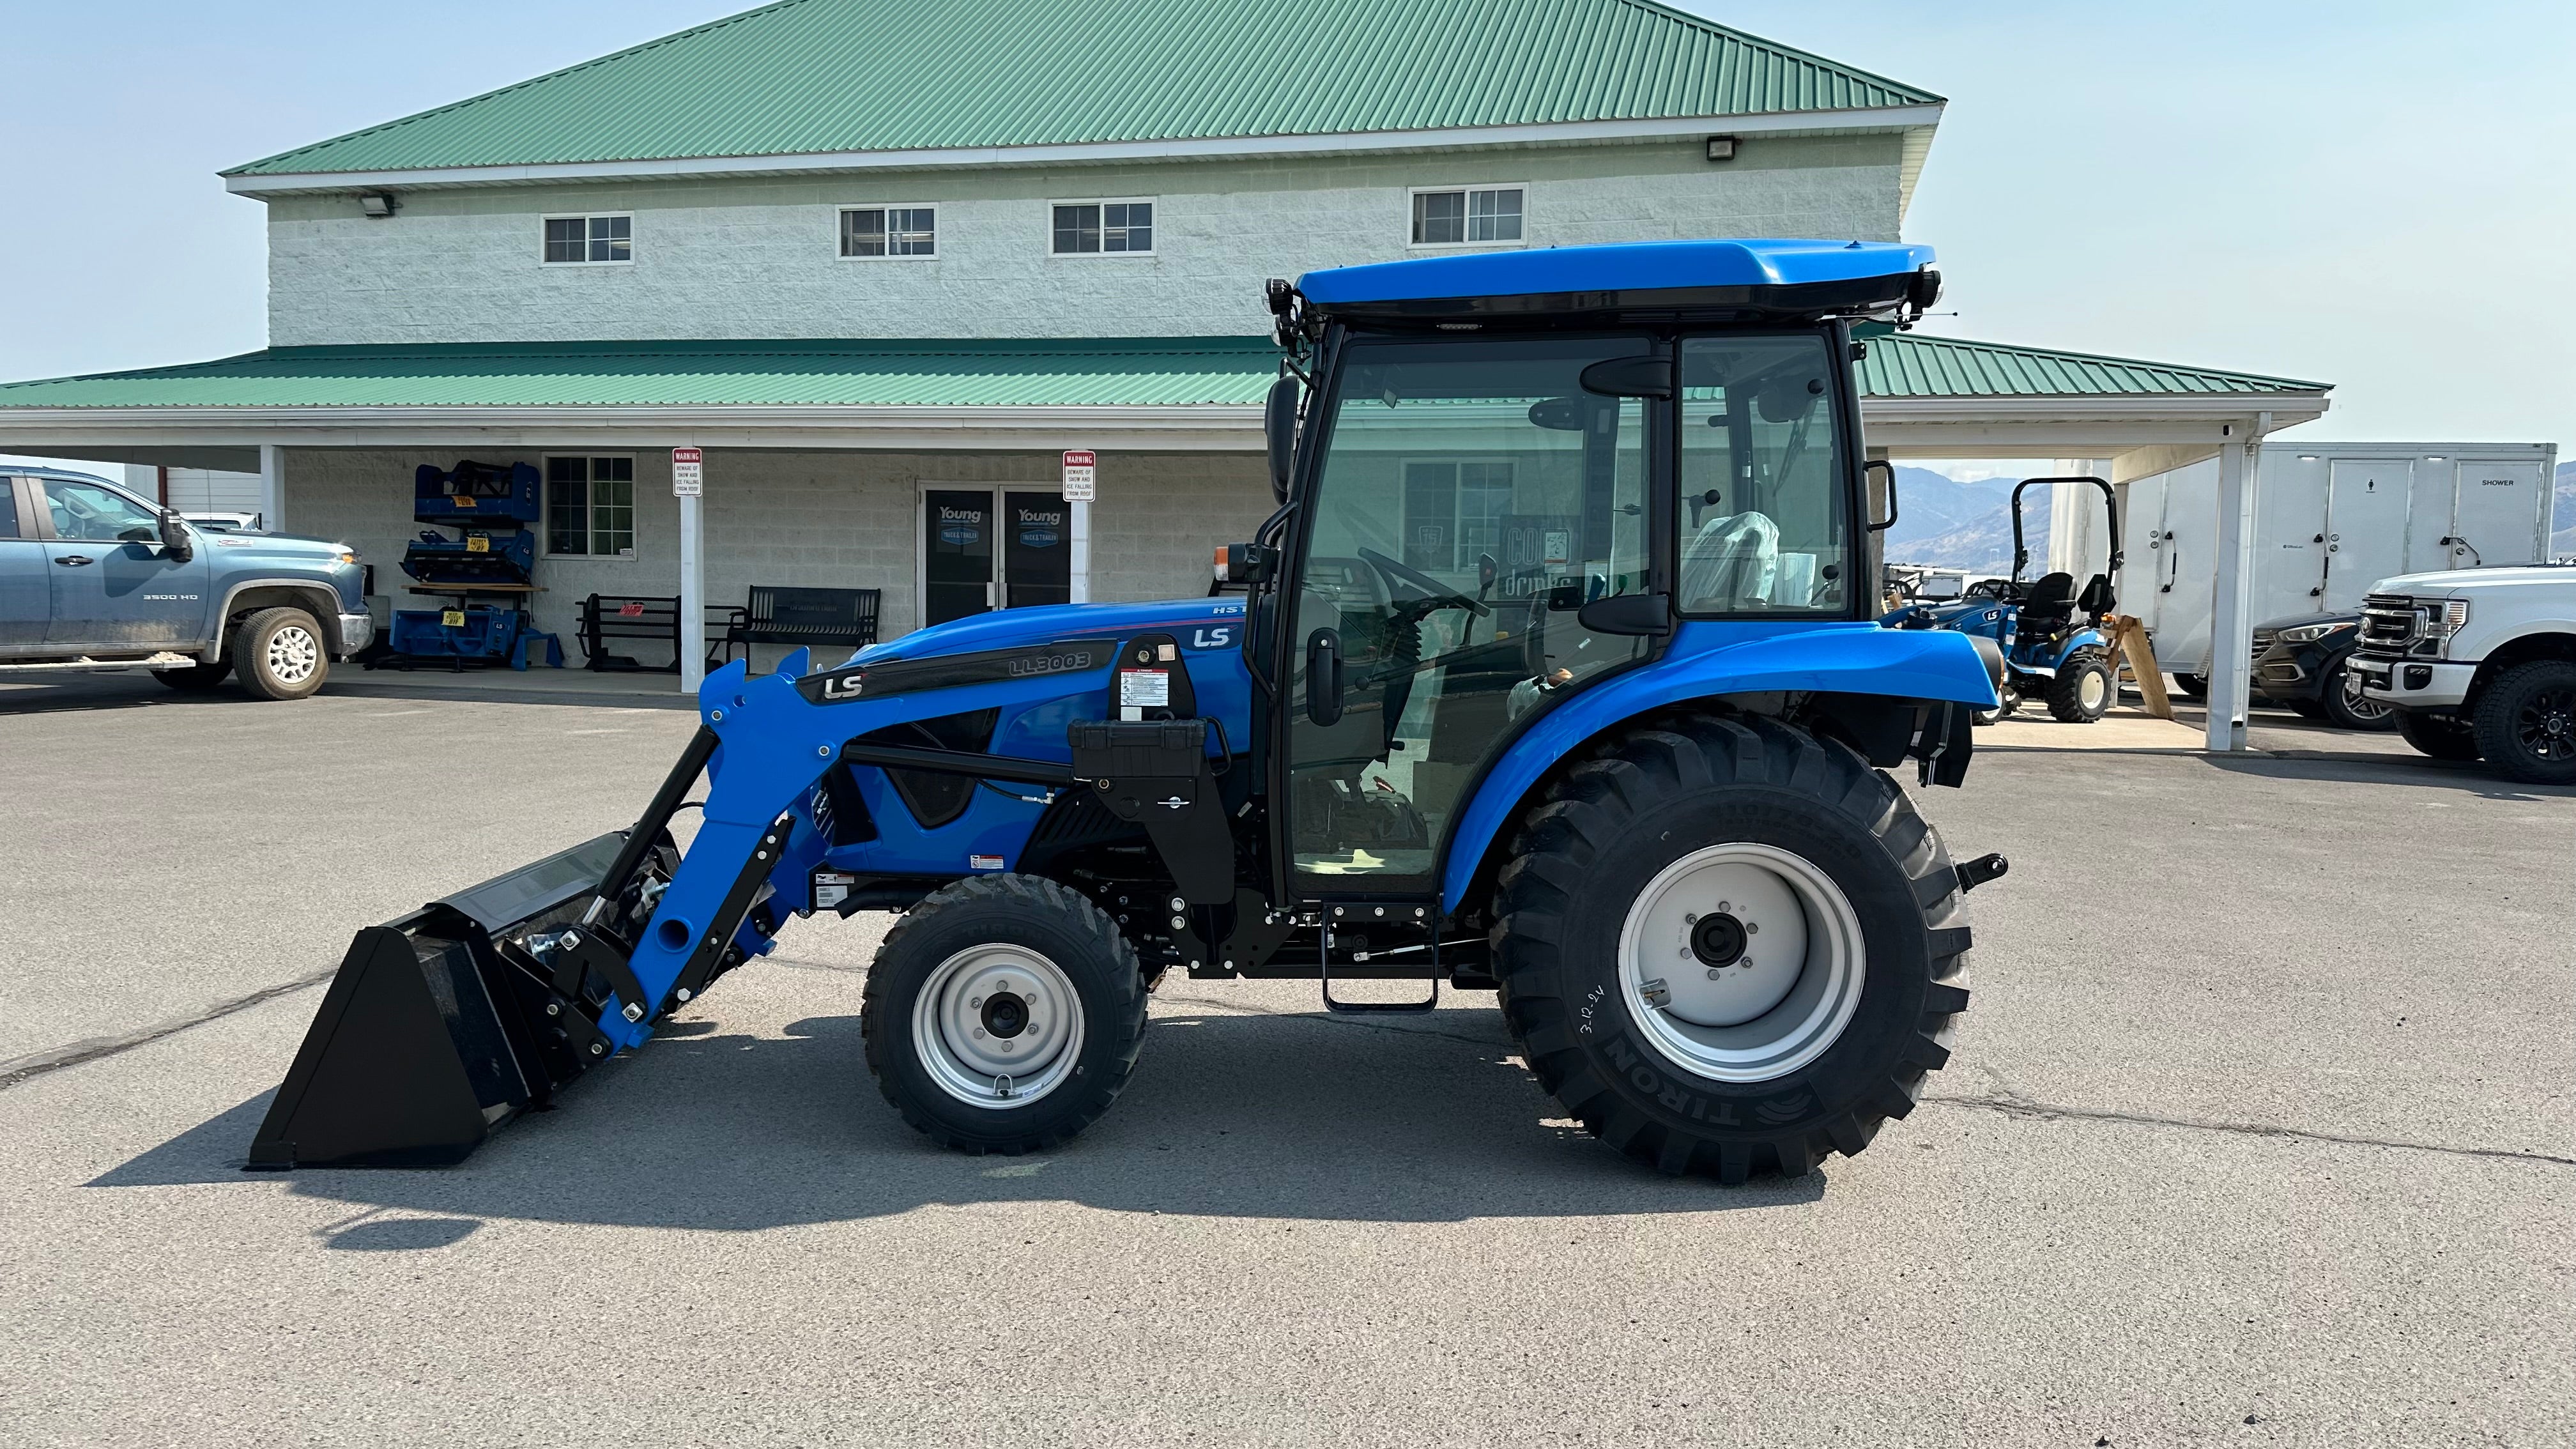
[2251,611,2393,731]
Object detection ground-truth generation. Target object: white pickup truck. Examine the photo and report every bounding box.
[2351,566,2576,784]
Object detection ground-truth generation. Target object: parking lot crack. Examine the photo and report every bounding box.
[1925,1070,2575,1169]
[0,968,337,1091]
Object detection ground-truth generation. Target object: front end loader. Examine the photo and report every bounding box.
[252,238,2011,1183]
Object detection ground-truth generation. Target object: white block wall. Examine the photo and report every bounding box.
[282,446,1273,651]
[266,135,1906,346]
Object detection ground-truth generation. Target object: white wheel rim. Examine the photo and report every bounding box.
[911,944,1085,1109]
[266,625,319,684]
[2079,668,2108,712]
[1615,842,1867,1084]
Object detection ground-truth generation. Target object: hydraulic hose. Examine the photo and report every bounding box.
[585,724,719,928]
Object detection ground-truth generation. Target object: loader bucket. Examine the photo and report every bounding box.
[245,832,634,1169]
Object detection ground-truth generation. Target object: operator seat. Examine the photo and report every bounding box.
[2018,571,2078,638]
[2076,572,2117,618]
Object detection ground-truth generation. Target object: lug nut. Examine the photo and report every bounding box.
[1746,922,1759,934]
[974,1027,986,1039]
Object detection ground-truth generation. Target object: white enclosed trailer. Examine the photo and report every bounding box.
[2107,442,2556,678]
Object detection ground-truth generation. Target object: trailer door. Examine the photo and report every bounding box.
[2322,461,2411,610]
[2446,459,2549,569]
[2160,463,2218,673]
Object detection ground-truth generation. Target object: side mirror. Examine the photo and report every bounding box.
[158,510,195,562]
[1577,592,1673,637]
[1264,375,1301,505]
[1864,460,1899,533]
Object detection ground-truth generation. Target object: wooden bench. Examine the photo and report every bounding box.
[712,586,882,666]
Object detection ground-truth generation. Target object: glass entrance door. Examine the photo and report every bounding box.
[923,489,995,626]
[1002,491,1071,608]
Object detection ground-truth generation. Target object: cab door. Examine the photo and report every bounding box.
[1278,334,1659,893]
[35,475,207,649]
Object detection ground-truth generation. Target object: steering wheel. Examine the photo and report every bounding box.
[1356,547,1489,617]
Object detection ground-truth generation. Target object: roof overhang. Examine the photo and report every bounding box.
[222,104,1946,199]
[0,388,2324,475]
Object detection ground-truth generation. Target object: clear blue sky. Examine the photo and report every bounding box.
[3,0,2569,477]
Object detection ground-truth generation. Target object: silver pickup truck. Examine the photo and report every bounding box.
[1,468,369,700]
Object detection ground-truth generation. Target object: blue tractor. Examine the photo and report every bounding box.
[1887,476,2123,723]
[250,240,2010,1184]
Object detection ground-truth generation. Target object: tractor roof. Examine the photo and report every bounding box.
[1296,238,1936,326]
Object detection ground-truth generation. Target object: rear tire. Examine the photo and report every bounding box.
[2395,710,2481,762]
[2044,648,2112,723]
[2469,661,2576,785]
[231,607,329,700]
[2316,657,2397,732]
[862,874,1147,1155]
[1492,716,1971,1184]
[152,663,231,692]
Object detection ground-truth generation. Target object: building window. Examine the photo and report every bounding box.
[1411,187,1525,247]
[1400,459,1516,573]
[1052,200,1154,255]
[546,456,636,556]
[544,215,632,264]
[841,206,936,258]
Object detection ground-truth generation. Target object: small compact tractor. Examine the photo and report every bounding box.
[251,240,2010,1184]
[1885,476,2123,723]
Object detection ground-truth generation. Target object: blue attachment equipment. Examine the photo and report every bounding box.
[401,460,541,588]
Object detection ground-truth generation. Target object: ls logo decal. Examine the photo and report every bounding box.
[1190,626,1234,649]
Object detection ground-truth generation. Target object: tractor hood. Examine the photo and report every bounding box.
[850,597,1248,668]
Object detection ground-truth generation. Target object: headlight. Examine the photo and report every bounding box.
[331,546,359,564]
[2278,621,2352,644]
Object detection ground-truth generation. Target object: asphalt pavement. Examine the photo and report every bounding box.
[2,668,2568,1447]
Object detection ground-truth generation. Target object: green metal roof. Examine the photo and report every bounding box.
[0,334,2329,412]
[1859,332,2327,397]
[229,0,1941,179]
[0,339,1283,410]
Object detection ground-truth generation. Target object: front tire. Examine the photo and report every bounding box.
[2469,661,2576,785]
[231,607,329,700]
[1493,716,1971,1183]
[2395,710,2481,762]
[2044,648,2112,723]
[2172,672,2209,700]
[862,875,1147,1155]
[2316,657,2396,732]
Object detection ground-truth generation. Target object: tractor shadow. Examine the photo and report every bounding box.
[95,1004,1830,1230]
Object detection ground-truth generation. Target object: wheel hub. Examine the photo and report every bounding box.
[912,946,1084,1108]
[267,626,319,684]
[1616,843,1866,1083]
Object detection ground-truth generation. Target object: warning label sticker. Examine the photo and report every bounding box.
[812,870,856,910]
[970,855,1006,871]
[1119,669,1171,708]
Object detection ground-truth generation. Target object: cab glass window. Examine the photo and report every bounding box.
[1284,335,1652,884]
[42,479,162,542]
[1676,335,1850,615]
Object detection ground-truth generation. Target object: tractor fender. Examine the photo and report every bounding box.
[2034,626,2107,673]
[1438,622,1999,912]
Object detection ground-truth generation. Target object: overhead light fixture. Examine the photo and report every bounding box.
[359,192,400,219]
[1706,135,1738,162]
[2297,454,2320,461]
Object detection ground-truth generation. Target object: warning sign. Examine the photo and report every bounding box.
[1061,449,1097,502]
[671,446,704,497]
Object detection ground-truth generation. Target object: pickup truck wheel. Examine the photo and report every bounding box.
[231,607,329,700]
[2043,648,2112,723]
[2470,661,2576,785]
[1492,716,1972,1184]
[2395,710,2481,762]
[862,874,1147,1155]
[2317,657,2396,732]
[2172,672,2209,700]
[152,663,231,692]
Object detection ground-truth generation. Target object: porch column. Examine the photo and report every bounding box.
[678,486,706,694]
[2204,417,2267,751]
[257,443,284,530]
